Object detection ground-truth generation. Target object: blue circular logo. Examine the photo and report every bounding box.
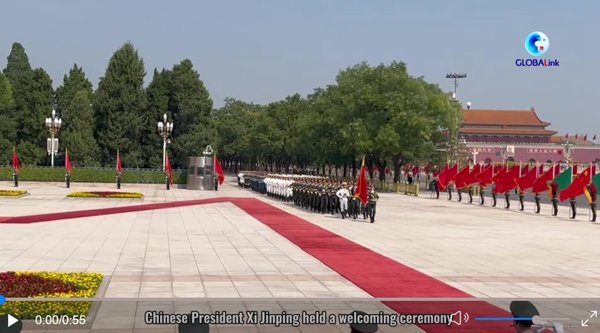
[525,31,549,56]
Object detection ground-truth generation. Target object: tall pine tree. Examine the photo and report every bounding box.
[3,43,54,165]
[56,64,99,166]
[0,73,17,164]
[142,68,171,168]
[168,59,214,168]
[95,43,147,167]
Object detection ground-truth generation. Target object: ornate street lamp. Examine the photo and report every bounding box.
[157,113,174,171]
[45,108,62,167]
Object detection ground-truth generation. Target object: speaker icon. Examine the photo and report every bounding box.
[451,311,469,326]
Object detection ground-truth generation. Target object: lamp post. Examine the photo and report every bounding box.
[446,73,467,100]
[45,109,62,167]
[562,140,573,163]
[157,113,174,171]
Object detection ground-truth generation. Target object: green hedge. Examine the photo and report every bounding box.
[0,166,187,184]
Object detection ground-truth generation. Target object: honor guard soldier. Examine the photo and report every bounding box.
[367,186,379,223]
[336,182,350,219]
[447,182,453,201]
[569,196,577,219]
[534,192,541,214]
[491,184,497,207]
[518,190,525,211]
[479,185,485,205]
[550,181,559,216]
[588,182,597,222]
[467,186,473,204]
[504,191,510,209]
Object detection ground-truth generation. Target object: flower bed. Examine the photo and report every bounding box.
[0,272,103,319]
[67,191,144,199]
[0,190,28,197]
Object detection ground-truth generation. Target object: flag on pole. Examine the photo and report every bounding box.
[585,171,600,203]
[355,156,369,205]
[515,164,538,192]
[532,164,560,193]
[559,166,592,201]
[12,146,21,173]
[454,165,471,190]
[494,165,520,194]
[165,152,174,185]
[476,164,494,187]
[438,164,458,192]
[116,149,123,174]
[65,148,73,173]
[214,155,225,185]
[554,166,573,192]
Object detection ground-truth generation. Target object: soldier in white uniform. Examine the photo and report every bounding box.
[336,182,350,219]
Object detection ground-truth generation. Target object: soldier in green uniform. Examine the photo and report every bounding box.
[367,186,379,223]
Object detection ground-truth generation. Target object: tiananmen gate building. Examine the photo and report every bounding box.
[459,108,600,164]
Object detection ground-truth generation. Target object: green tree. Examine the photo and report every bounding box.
[143,68,171,168]
[0,73,17,164]
[56,64,98,166]
[95,42,147,167]
[20,68,54,165]
[168,59,213,168]
[60,91,99,166]
[3,43,54,165]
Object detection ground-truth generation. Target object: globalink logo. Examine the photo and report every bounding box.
[515,31,559,67]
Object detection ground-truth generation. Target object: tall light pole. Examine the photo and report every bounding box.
[157,113,174,171]
[446,73,467,100]
[45,109,62,167]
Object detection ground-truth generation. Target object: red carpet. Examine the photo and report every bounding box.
[1,197,513,332]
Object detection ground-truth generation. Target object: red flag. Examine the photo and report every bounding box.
[532,164,560,193]
[116,149,123,173]
[438,164,458,192]
[355,157,368,205]
[214,155,225,185]
[491,165,508,184]
[515,164,538,192]
[454,165,471,190]
[559,166,592,201]
[476,164,494,187]
[12,146,21,173]
[65,148,73,173]
[463,164,482,187]
[165,152,174,185]
[494,166,520,194]
[411,165,420,175]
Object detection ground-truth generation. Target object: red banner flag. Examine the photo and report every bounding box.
[454,165,471,190]
[65,148,73,173]
[411,165,420,175]
[12,146,21,173]
[214,155,225,185]
[515,164,538,192]
[355,157,369,205]
[438,164,458,192]
[116,149,123,173]
[532,164,560,193]
[463,164,482,188]
[494,166,520,194]
[165,152,174,185]
[476,164,494,187]
[559,166,592,201]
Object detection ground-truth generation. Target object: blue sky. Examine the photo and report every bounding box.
[1,0,598,135]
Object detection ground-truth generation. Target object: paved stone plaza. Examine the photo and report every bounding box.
[1,179,599,332]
